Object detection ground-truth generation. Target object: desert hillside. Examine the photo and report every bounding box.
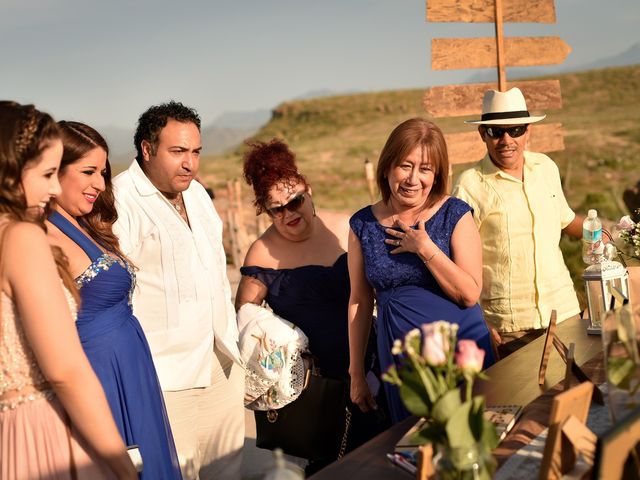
[200,64,640,303]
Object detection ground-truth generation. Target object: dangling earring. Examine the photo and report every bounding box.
[312,200,317,217]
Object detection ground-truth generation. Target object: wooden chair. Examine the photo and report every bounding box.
[539,381,596,480]
[538,310,604,404]
[591,406,640,479]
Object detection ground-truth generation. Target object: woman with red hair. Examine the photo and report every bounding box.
[236,139,388,474]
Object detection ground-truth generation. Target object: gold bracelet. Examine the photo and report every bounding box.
[423,250,440,265]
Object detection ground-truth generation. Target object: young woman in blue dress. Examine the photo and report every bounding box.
[46,121,181,479]
[347,118,495,423]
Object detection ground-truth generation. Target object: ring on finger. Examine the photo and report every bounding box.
[395,240,401,246]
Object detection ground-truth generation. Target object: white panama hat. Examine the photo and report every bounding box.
[465,87,546,125]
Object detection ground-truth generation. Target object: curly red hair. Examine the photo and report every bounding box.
[242,139,308,215]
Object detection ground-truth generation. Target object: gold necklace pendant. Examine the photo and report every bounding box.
[167,193,183,213]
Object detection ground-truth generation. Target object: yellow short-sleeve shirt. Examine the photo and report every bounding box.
[452,151,580,332]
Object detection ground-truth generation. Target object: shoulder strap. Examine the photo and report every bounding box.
[48,211,103,262]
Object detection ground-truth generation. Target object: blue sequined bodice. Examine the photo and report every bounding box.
[48,212,136,335]
[75,253,135,312]
[349,197,472,293]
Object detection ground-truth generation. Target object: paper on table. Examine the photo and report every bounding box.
[484,405,523,441]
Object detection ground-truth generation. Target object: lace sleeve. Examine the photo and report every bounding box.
[349,206,371,240]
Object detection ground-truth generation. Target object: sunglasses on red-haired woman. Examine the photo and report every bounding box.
[266,192,306,217]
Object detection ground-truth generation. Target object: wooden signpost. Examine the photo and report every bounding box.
[423,79,562,118]
[431,36,571,71]
[424,0,571,179]
[426,0,556,23]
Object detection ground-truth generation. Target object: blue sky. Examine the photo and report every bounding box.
[2,0,638,129]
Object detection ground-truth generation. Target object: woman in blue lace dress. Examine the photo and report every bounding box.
[46,121,181,479]
[235,139,389,474]
[348,118,495,424]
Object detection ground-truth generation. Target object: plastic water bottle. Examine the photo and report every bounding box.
[582,209,603,265]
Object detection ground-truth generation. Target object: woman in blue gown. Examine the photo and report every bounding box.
[236,139,389,474]
[46,121,181,479]
[348,118,495,424]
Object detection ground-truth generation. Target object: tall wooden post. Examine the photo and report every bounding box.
[364,158,376,203]
[424,0,570,173]
[493,0,506,91]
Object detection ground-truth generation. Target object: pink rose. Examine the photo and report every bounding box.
[421,322,449,366]
[617,215,635,232]
[455,340,485,373]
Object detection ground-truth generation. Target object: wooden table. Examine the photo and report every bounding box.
[310,316,602,479]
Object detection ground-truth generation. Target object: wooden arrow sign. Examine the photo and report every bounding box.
[446,123,565,165]
[423,80,562,117]
[426,0,556,23]
[432,36,571,70]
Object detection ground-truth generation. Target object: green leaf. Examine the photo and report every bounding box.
[399,381,430,417]
[607,356,637,390]
[382,366,401,386]
[397,368,434,415]
[410,422,444,446]
[423,366,444,400]
[445,400,476,449]
[403,358,438,403]
[436,371,449,395]
[469,396,500,450]
[431,389,462,424]
[481,419,500,451]
[468,396,485,440]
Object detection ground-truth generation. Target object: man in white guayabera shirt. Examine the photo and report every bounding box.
[112,101,243,480]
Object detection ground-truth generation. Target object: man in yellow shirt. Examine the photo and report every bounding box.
[453,88,584,358]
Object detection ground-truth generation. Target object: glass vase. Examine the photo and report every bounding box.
[602,300,640,422]
[433,443,495,480]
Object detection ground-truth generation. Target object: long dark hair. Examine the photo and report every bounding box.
[58,121,126,259]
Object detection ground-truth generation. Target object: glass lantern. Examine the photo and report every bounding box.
[583,248,630,334]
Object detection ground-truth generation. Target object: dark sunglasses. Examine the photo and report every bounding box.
[484,125,528,139]
[266,193,306,217]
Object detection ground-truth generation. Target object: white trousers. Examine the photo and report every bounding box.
[163,345,244,480]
